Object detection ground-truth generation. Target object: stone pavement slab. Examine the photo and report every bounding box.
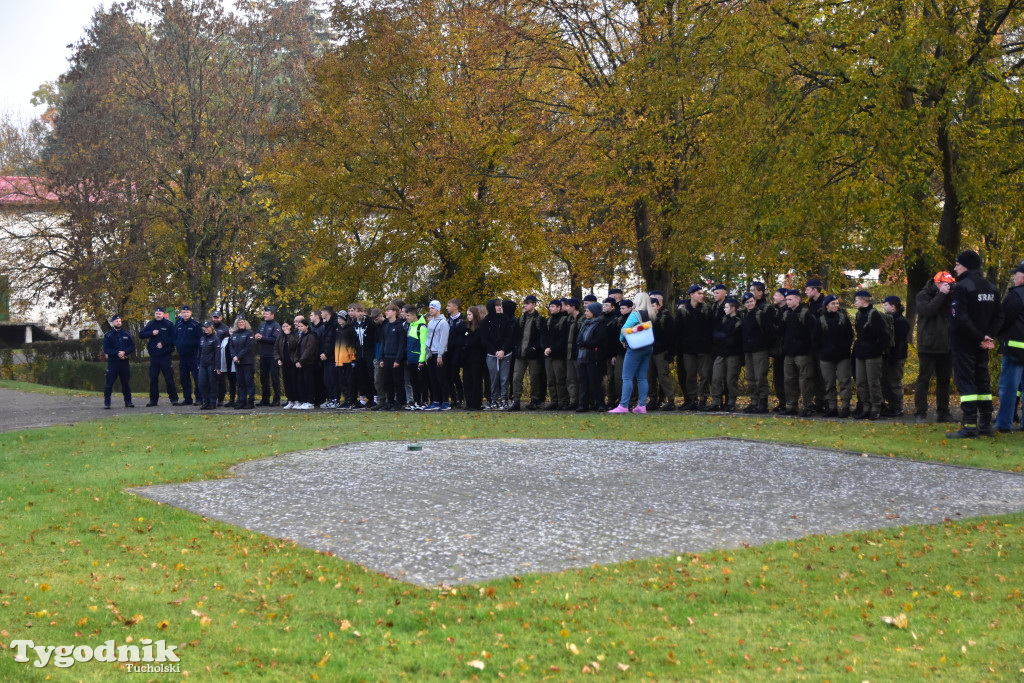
[130,438,1024,587]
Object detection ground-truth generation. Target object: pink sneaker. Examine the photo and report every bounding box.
[632,405,647,414]
[608,405,629,414]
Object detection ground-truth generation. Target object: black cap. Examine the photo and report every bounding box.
[211,311,223,318]
[619,299,634,308]
[202,320,214,328]
[609,288,623,295]
[180,304,191,311]
[786,289,802,298]
[524,295,539,304]
[955,249,982,270]
[563,297,580,308]
[805,278,823,289]
[1013,263,1024,275]
[583,294,598,303]
[751,281,765,291]
[822,294,838,306]
[854,289,872,299]
[548,299,562,307]
[688,285,702,294]
[263,305,277,313]
[741,292,754,302]
[883,295,901,306]
[602,297,616,304]
[110,313,121,322]
[712,284,727,292]
[155,306,166,313]
[724,297,739,306]
[649,290,663,297]
[776,287,788,295]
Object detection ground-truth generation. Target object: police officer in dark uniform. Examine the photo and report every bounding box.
[174,304,203,406]
[947,249,1003,438]
[139,307,179,406]
[256,305,282,406]
[211,311,231,406]
[102,314,135,409]
[197,320,221,410]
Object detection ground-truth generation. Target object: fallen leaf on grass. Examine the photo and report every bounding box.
[468,660,485,670]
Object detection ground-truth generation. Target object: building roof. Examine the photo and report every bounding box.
[0,176,58,206]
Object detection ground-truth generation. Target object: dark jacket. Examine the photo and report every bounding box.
[740,306,773,354]
[103,327,136,361]
[380,319,406,363]
[198,331,221,368]
[886,313,910,361]
[566,312,583,360]
[257,319,282,358]
[274,329,299,366]
[541,311,569,360]
[675,301,714,355]
[483,299,515,355]
[213,321,231,344]
[173,317,203,357]
[853,307,889,360]
[229,328,256,366]
[601,310,624,360]
[139,317,176,358]
[915,281,951,354]
[712,315,743,357]
[781,304,815,357]
[652,307,675,355]
[447,313,467,363]
[296,330,321,366]
[997,283,1024,363]
[318,315,339,363]
[462,324,486,366]
[813,309,853,362]
[351,315,376,361]
[516,309,544,360]
[576,316,604,363]
[950,268,1003,350]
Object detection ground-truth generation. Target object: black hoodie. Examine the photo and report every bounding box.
[483,299,515,355]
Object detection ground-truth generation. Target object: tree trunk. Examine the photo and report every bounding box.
[633,199,675,300]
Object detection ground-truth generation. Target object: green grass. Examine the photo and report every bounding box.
[0,378,102,397]
[1,412,1023,680]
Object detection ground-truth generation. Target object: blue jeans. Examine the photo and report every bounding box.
[995,354,1024,429]
[619,345,653,407]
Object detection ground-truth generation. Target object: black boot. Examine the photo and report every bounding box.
[851,402,865,419]
[946,422,979,439]
[978,412,995,437]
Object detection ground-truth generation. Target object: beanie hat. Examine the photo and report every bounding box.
[955,249,982,271]
[586,302,603,317]
[429,300,441,311]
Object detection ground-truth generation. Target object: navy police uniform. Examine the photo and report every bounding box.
[139,310,178,405]
[174,307,204,405]
[102,316,135,408]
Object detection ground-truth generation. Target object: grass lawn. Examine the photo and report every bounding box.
[1,412,1022,681]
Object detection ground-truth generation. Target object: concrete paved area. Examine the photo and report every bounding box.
[130,438,1024,587]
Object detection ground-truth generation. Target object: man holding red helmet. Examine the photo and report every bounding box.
[914,270,955,423]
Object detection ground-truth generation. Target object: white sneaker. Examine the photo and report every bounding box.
[283,402,293,409]
[298,403,312,410]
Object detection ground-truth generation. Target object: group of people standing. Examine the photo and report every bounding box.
[103,249,1024,439]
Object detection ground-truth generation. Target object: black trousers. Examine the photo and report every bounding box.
[220,371,236,403]
[104,360,132,405]
[577,360,601,409]
[447,352,464,403]
[198,365,217,406]
[463,356,484,409]
[914,352,953,416]
[427,356,448,404]
[322,361,338,402]
[236,364,256,405]
[384,362,406,405]
[179,354,201,402]
[406,363,429,404]
[281,363,297,403]
[260,356,281,402]
[298,364,318,405]
[952,345,993,426]
[148,355,178,403]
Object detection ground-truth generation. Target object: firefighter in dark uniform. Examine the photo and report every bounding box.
[139,307,179,406]
[947,249,1003,438]
[256,305,283,406]
[102,314,135,408]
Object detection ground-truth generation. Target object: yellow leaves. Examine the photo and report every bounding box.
[338,619,352,630]
[158,620,169,630]
[39,583,50,591]
[317,652,331,667]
